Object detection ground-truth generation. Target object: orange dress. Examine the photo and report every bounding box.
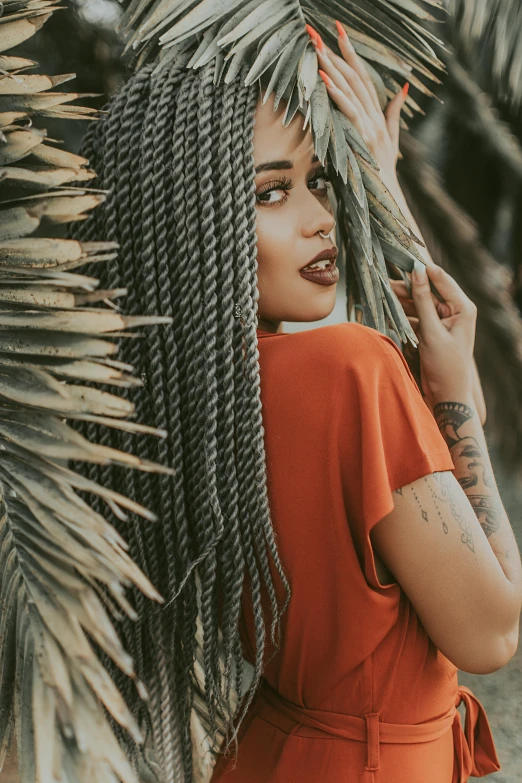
[210,323,501,783]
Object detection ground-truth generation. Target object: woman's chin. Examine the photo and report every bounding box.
[288,294,338,324]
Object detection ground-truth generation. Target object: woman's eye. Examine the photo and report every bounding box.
[256,173,331,206]
[256,177,293,205]
[309,174,331,192]
[257,189,286,205]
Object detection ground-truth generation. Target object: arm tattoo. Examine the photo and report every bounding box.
[394,471,472,546]
[430,470,474,551]
[433,401,501,540]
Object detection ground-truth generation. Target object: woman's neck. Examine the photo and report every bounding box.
[257,318,283,334]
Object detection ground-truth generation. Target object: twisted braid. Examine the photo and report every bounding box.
[136,65,182,780]
[70,55,291,783]
[220,83,268,753]
[212,78,246,713]
[167,74,200,783]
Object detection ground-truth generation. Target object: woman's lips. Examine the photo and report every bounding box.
[299,263,340,286]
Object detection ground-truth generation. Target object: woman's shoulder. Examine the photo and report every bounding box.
[276,323,402,371]
[258,324,411,395]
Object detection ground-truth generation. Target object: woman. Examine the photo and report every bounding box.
[72,21,520,783]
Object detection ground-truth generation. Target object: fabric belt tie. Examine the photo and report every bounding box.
[258,680,500,781]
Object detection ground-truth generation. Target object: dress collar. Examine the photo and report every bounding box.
[256,328,287,337]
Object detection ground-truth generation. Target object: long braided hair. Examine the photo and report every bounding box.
[70,51,293,782]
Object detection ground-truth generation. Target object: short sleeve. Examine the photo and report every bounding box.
[337,325,455,590]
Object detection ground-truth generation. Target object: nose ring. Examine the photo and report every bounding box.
[319,220,336,240]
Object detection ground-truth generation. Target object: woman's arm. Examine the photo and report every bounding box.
[411,260,522,624]
[432,393,522,625]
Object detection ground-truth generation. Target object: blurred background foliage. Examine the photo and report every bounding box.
[4,2,521,780]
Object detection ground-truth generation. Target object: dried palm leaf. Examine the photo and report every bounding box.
[0,3,176,782]
[117,0,447,345]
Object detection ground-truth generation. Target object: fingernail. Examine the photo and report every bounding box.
[402,82,410,97]
[412,259,426,282]
[335,20,348,39]
[335,19,355,51]
[305,24,318,42]
[314,32,325,52]
[318,70,333,88]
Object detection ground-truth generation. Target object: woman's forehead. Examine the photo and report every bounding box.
[253,92,315,168]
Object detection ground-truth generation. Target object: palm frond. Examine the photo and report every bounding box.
[116,0,447,344]
[0,3,173,781]
[446,56,522,180]
[447,0,522,112]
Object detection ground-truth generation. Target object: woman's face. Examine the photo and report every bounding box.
[253,91,338,333]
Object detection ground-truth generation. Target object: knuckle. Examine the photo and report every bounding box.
[460,304,476,320]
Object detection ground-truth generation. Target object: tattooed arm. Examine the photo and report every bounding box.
[370,386,522,673]
[368,208,521,670]
[433,398,522,604]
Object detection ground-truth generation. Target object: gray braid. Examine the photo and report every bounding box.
[70,54,292,783]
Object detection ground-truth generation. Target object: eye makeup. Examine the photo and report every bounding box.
[256,166,332,207]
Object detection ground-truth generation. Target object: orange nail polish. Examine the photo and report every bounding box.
[319,70,332,88]
[335,19,347,39]
[305,23,318,42]
[402,82,410,97]
[314,32,325,52]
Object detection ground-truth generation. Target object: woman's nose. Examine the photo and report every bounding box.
[300,188,335,237]
[305,213,336,239]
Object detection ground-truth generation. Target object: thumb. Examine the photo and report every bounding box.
[410,260,444,336]
[385,82,409,151]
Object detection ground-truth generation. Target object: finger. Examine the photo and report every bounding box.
[385,83,409,151]
[389,278,410,298]
[391,276,441,311]
[311,40,375,140]
[398,298,417,318]
[335,20,382,113]
[324,46,381,125]
[423,262,477,315]
[306,26,381,130]
[410,261,447,336]
[318,71,368,141]
[407,315,420,334]
[315,47,368,121]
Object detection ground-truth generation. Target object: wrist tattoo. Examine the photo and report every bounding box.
[433,401,501,540]
[433,401,474,447]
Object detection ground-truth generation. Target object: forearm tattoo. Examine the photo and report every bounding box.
[433,401,501,540]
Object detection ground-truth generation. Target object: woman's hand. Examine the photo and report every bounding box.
[305,20,487,426]
[305,20,408,191]
[392,263,486,415]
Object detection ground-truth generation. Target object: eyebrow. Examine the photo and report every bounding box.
[255,154,320,174]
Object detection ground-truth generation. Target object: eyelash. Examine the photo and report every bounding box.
[256,171,332,207]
